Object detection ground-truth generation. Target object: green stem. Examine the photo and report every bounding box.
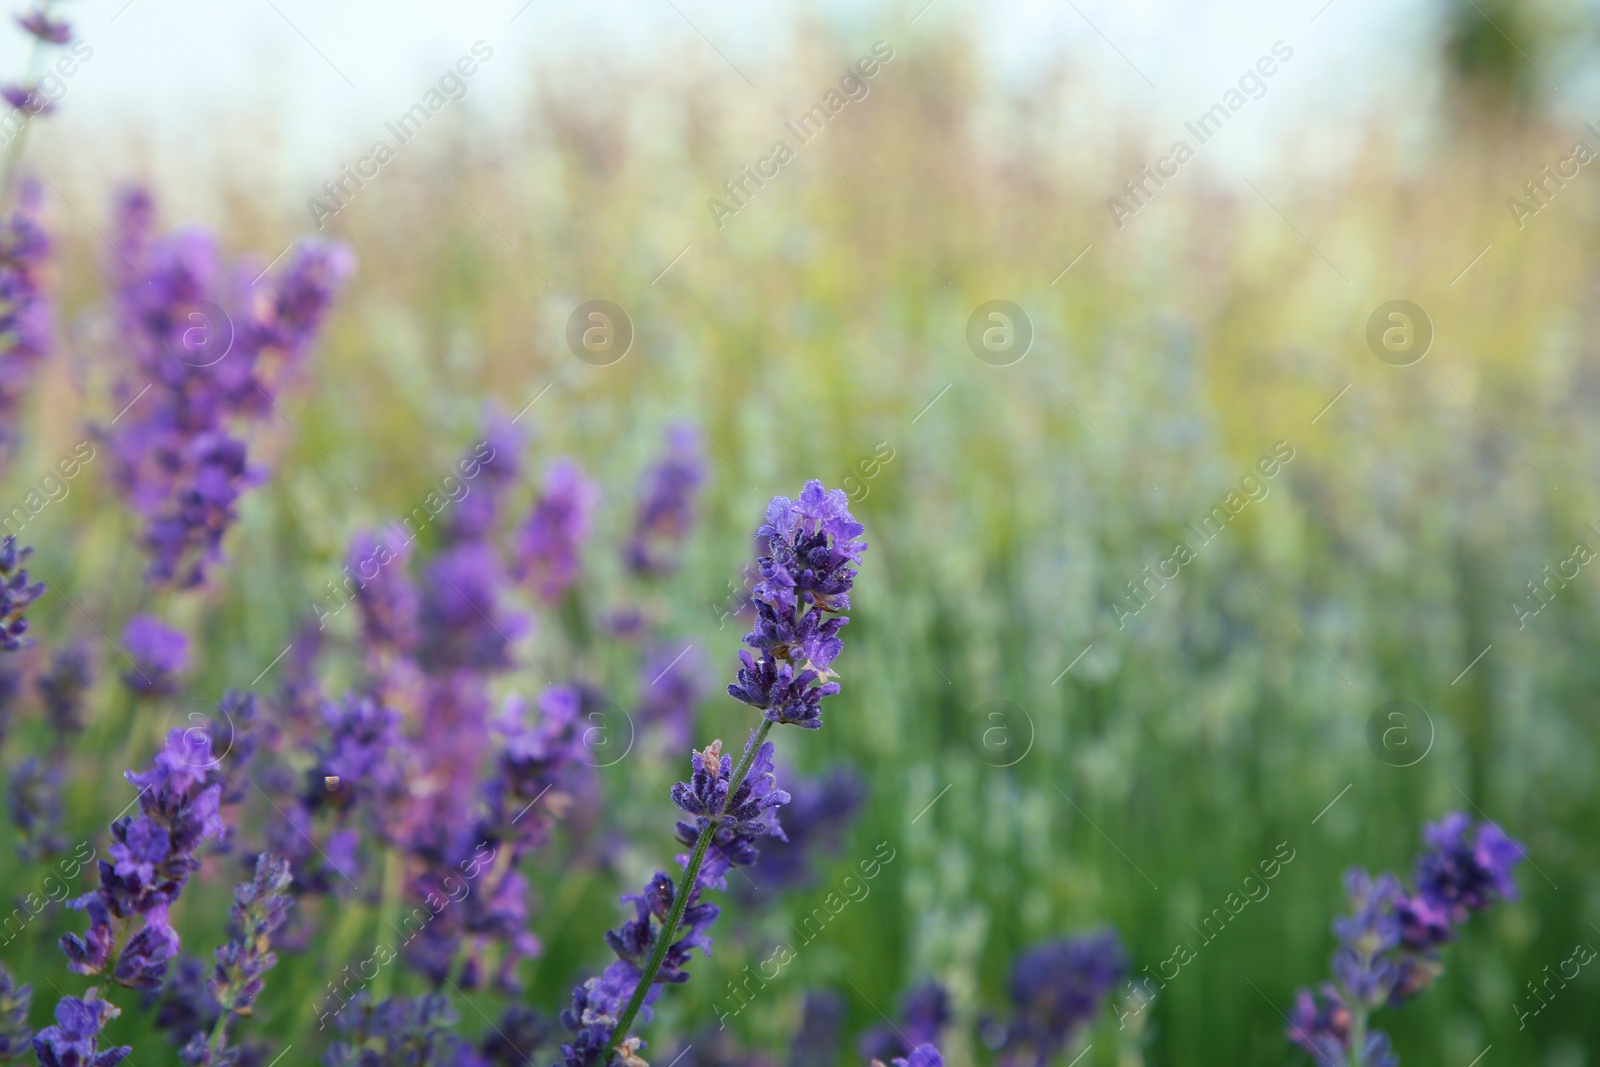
[1346,1006,1367,1067]
[599,718,777,1064]
[206,1005,231,1056]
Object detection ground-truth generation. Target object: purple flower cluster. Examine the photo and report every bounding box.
[0,963,30,1063]
[120,614,189,697]
[38,642,92,736]
[60,729,225,990]
[996,930,1128,1067]
[516,459,599,603]
[875,1046,944,1067]
[623,426,704,576]
[0,182,53,466]
[6,755,65,860]
[859,980,950,1063]
[560,735,792,1067]
[183,856,293,1067]
[0,536,44,652]
[101,188,353,588]
[1287,814,1524,1067]
[729,482,866,729]
[30,991,130,1067]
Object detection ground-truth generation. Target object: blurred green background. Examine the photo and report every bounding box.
[4,2,1600,1065]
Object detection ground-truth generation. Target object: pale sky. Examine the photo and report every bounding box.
[11,0,1596,201]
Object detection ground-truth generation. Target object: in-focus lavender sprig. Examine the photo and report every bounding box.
[1285,813,1523,1067]
[728,482,866,729]
[59,729,226,990]
[561,480,866,1067]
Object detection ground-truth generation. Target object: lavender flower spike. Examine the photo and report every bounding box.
[209,854,294,1017]
[31,990,131,1067]
[516,458,599,603]
[562,483,863,1067]
[0,963,31,1064]
[1285,814,1523,1067]
[623,425,704,576]
[120,614,189,697]
[729,481,866,729]
[0,536,44,652]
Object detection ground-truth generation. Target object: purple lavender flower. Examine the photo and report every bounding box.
[881,1046,944,1067]
[209,854,294,1018]
[418,544,528,674]
[480,1006,552,1067]
[445,417,520,545]
[38,642,92,736]
[789,990,846,1067]
[998,930,1127,1067]
[636,642,704,749]
[671,735,790,886]
[728,481,866,729]
[623,425,704,576]
[31,991,131,1067]
[61,729,225,989]
[346,532,418,654]
[0,85,49,114]
[0,536,44,652]
[1286,815,1523,1066]
[101,188,352,588]
[1409,812,1523,926]
[17,8,71,42]
[743,763,865,895]
[323,993,473,1067]
[149,956,220,1051]
[0,963,31,1064]
[516,459,599,603]
[0,182,52,467]
[859,981,949,1063]
[6,754,65,860]
[121,613,189,696]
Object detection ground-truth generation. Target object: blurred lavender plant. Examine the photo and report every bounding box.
[623,425,704,577]
[742,763,865,896]
[37,642,91,737]
[991,930,1128,1067]
[0,536,43,651]
[185,855,293,1067]
[0,963,30,1064]
[100,188,353,588]
[516,458,599,604]
[118,614,187,697]
[634,641,705,750]
[858,980,949,1064]
[789,989,846,1067]
[558,480,865,1067]
[0,181,51,468]
[1286,813,1523,1067]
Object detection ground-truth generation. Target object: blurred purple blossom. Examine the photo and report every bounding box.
[997,930,1127,1067]
[0,181,52,467]
[516,459,598,604]
[0,536,43,652]
[623,425,704,576]
[120,613,188,696]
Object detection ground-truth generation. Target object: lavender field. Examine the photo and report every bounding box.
[0,2,1597,1066]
